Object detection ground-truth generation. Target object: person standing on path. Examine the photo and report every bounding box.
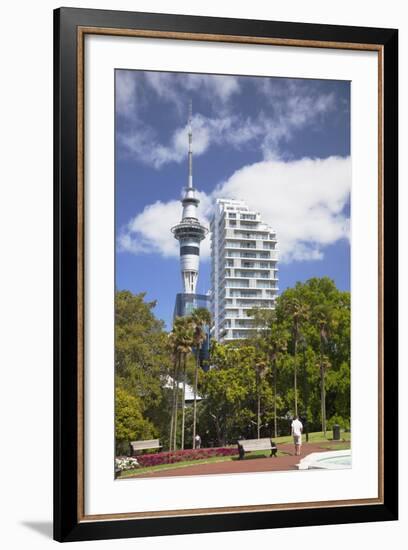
[291,415,303,456]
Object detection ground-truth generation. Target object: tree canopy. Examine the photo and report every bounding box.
[115,291,172,453]
[115,278,350,453]
[197,277,350,445]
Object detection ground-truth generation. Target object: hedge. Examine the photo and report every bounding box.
[135,447,238,467]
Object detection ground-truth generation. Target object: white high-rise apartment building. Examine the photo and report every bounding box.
[211,199,279,341]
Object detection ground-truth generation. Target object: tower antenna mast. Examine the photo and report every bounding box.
[171,100,208,294]
[188,99,193,189]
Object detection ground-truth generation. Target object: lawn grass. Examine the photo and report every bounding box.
[118,431,351,478]
[118,454,238,478]
[318,441,351,451]
[272,430,351,445]
[118,449,289,478]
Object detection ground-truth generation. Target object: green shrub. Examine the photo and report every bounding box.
[327,414,350,432]
[115,387,156,454]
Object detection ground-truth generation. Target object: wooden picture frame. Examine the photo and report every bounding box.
[54,7,398,542]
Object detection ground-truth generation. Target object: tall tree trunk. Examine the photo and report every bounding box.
[273,358,278,438]
[321,363,327,437]
[181,354,187,450]
[319,336,327,438]
[214,417,222,447]
[303,349,309,442]
[192,348,200,449]
[173,357,180,451]
[293,335,298,417]
[169,370,175,451]
[169,356,178,451]
[257,389,261,439]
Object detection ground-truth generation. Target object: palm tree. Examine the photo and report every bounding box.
[249,308,288,439]
[254,350,268,439]
[191,308,211,448]
[314,304,333,437]
[172,316,194,450]
[282,297,309,417]
[169,325,186,451]
[167,332,179,451]
[318,355,331,437]
[267,327,288,438]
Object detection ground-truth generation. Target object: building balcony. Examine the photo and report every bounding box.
[237,263,276,269]
[226,234,278,242]
[224,243,279,256]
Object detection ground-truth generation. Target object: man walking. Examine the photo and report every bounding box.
[291,415,303,456]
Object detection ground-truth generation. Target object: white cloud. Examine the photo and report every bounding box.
[256,79,336,159]
[117,71,338,168]
[119,115,212,169]
[118,94,336,169]
[145,72,240,108]
[215,156,350,262]
[183,74,240,103]
[144,72,184,112]
[116,71,137,116]
[118,200,180,257]
[118,192,212,260]
[119,156,351,264]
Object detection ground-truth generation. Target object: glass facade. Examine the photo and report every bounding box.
[173,293,211,369]
[173,292,210,318]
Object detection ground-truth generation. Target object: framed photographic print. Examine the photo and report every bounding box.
[54,7,398,542]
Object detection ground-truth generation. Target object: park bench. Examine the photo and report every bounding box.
[237,438,277,460]
[130,439,162,456]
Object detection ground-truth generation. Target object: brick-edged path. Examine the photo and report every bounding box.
[132,442,344,479]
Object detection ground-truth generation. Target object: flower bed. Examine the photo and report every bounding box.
[136,447,237,468]
[115,457,140,472]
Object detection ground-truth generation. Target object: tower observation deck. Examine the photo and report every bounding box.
[171,102,208,294]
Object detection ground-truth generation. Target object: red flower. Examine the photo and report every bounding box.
[136,447,238,467]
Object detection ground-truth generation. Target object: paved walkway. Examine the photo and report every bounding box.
[132,442,341,479]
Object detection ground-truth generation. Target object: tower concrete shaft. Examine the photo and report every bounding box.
[171,103,208,294]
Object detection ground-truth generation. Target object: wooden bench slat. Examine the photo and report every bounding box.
[130,439,162,454]
[130,439,160,449]
[237,438,277,459]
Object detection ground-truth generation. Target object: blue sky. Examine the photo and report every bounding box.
[115,70,351,329]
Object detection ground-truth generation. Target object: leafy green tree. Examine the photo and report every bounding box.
[254,348,268,439]
[249,308,289,437]
[249,277,350,436]
[115,387,156,455]
[115,290,170,403]
[191,308,212,448]
[201,342,252,445]
[167,330,180,451]
[170,316,194,450]
[277,293,309,417]
[267,324,289,437]
[200,341,276,444]
[114,278,350,454]
[277,278,350,433]
[115,290,172,451]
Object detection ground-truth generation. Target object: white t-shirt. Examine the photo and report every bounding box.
[291,419,303,437]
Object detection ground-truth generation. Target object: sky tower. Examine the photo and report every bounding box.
[171,102,208,294]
